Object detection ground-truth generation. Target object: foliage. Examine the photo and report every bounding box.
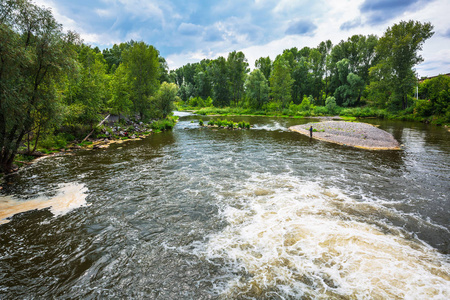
[371,20,434,110]
[419,75,450,116]
[169,20,446,125]
[255,56,272,82]
[205,119,250,129]
[150,82,179,119]
[0,0,78,172]
[270,58,294,108]
[122,41,160,119]
[245,69,270,109]
[227,51,249,106]
[150,118,177,132]
[325,96,338,115]
[188,96,213,108]
[108,63,132,119]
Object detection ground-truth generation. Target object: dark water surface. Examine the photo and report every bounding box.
[1,113,449,299]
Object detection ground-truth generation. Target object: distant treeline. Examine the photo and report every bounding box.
[171,20,448,123]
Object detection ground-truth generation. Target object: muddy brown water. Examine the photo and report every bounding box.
[0,113,449,299]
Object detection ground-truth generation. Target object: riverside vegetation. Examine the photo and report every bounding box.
[0,0,179,173]
[173,21,448,126]
[1,0,448,174]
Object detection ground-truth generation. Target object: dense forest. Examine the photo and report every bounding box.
[0,0,178,173]
[1,0,449,173]
[172,20,449,125]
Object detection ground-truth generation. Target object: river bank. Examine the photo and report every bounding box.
[2,117,177,177]
[177,105,449,126]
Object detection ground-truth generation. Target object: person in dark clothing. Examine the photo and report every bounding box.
[309,126,313,138]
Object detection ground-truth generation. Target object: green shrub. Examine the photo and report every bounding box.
[313,106,328,116]
[414,99,434,117]
[206,119,250,129]
[39,133,70,150]
[325,96,337,115]
[151,118,176,131]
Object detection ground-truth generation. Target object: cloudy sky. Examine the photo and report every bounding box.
[33,0,449,77]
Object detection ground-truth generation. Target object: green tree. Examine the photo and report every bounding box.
[372,20,434,110]
[151,82,179,118]
[329,34,378,99]
[255,56,272,83]
[0,0,77,172]
[325,96,338,114]
[109,64,132,119]
[270,58,294,108]
[227,51,249,106]
[419,75,450,116]
[245,69,269,109]
[334,59,365,106]
[122,41,160,119]
[70,45,109,127]
[210,57,231,107]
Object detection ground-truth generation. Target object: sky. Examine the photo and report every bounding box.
[33,0,450,77]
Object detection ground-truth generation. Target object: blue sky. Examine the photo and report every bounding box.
[35,0,449,77]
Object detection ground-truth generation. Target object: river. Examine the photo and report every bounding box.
[0,113,449,299]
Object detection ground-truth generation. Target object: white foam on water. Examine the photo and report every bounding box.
[0,183,89,224]
[195,174,450,299]
[252,121,288,132]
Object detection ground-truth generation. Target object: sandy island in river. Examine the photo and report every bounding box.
[289,121,401,150]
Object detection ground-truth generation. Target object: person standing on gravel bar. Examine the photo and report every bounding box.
[309,125,313,138]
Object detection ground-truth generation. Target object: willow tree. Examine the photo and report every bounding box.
[0,0,77,173]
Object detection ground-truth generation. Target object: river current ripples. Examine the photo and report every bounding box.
[0,113,449,299]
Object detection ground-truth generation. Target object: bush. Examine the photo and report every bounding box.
[206,119,250,129]
[312,106,329,116]
[39,133,71,150]
[325,96,337,115]
[414,99,434,117]
[299,96,313,112]
[151,118,176,131]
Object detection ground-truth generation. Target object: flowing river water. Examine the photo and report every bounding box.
[0,113,449,299]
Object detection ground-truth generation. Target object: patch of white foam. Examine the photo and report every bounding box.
[252,121,288,132]
[0,183,89,224]
[195,174,450,299]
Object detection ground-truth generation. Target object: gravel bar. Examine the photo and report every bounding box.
[289,121,401,150]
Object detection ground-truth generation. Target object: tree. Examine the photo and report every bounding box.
[68,45,109,127]
[419,75,450,116]
[270,58,294,108]
[255,56,272,83]
[0,0,77,172]
[151,82,179,118]
[210,57,231,107]
[245,69,269,109]
[334,59,365,106]
[122,41,160,119]
[109,64,132,119]
[227,51,249,106]
[309,48,325,104]
[318,40,333,97]
[328,35,378,99]
[373,20,434,110]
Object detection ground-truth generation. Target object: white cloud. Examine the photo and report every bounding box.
[28,0,450,76]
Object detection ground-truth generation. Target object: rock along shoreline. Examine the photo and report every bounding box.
[289,121,401,150]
